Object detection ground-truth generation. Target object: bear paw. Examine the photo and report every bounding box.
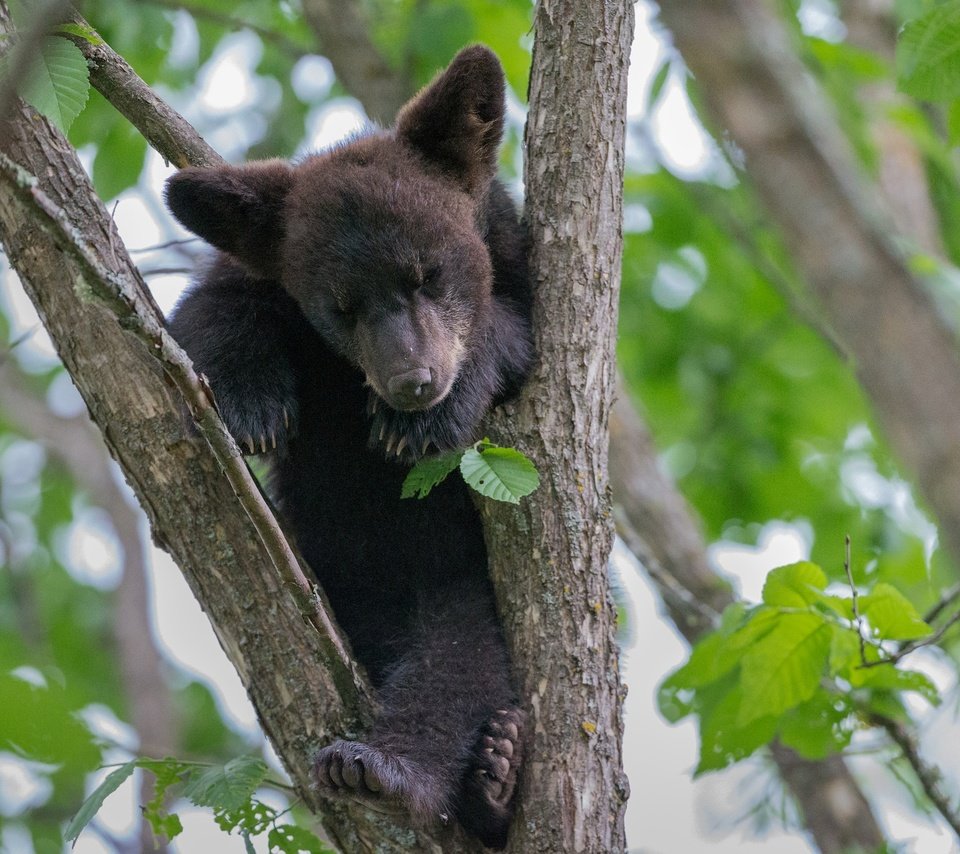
[205,374,298,457]
[312,740,448,822]
[456,707,525,850]
[366,390,483,463]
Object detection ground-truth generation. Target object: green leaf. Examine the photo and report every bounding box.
[55,22,105,46]
[761,561,828,607]
[141,758,189,842]
[646,60,671,116]
[777,694,853,759]
[694,673,779,775]
[182,756,268,811]
[64,761,137,843]
[854,665,941,705]
[401,450,463,499]
[16,37,90,133]
[738,613,833,725]
[860,582,931,640]
[897,2,960,100]
[214,800,276,835]
[460,445,539,503]
[268,823,336,853]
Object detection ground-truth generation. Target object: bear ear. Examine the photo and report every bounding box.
[395,45,506,193]
[164,160,294,278]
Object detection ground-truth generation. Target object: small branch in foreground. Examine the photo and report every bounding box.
[871,712,960,841]
[64,14,223,169]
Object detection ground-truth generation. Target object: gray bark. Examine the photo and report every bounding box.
[478,2,635,852]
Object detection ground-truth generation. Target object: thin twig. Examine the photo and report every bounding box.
[844,535,868,664]
[924,583,960,625]
[144,0,312,59]
[129,236,200,253]
[871,712,960,841]
[858,609,960,669]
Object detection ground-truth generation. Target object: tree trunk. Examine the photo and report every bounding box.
[479,2,634,852]
[0,2,635,851]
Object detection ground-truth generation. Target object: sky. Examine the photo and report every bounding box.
[2,2,959,852]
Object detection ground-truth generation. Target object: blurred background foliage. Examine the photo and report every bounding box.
[3,0,960,851]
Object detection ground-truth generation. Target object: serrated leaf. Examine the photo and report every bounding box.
[56,23,105,46]
[854,664,941,705]
[860,582,931,640]
[182,756,268,811]
[460,446,539,503]
[400,450,463,499]
[214,800,276,835]
[64,761,137,843]
[738,613,833,726]
[17,37,90,132]
[141,759,189,842]
[828,624,863,677]
[662,606,779,692]
[897,2,960,100]
[761,561,828,607]
[268,823,336,853]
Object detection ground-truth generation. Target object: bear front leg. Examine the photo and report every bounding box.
[167,259,307,455]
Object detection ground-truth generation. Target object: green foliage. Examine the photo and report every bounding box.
[400,449,463,498]
[897,1,960,100]
[1,36,90,133]
[460,442,540,504]
[402,439,539,503]
[66,755,333,852]
[658,562,946,772]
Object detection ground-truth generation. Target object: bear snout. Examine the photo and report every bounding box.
[387,367,435,409]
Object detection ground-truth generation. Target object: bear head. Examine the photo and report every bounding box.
[165,45,507,413]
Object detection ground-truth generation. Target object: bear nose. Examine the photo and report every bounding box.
[387,367,433,401]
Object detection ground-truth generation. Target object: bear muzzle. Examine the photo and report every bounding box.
[386,367,438,410]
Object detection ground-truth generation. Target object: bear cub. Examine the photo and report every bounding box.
[165,46,533,849]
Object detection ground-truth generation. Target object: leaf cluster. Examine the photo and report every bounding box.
[66,755,333,853]
[401,438,540,504]
[658,562,943,774]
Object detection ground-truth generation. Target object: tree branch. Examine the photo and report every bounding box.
[0,6,460,848]
[871,713,960,840]
[300,0,410,123]
[656,0,960,575]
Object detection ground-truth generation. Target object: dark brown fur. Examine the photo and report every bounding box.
[165,46,533,848]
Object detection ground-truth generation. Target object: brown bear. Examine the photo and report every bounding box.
[165,45,534,849]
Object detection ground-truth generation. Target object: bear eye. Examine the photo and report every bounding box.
[419,265,442,294]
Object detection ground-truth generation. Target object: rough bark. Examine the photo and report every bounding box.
[0,8,457,849]
[609,386,888,854]
[475,3,634,852]
[656,0,960,575]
